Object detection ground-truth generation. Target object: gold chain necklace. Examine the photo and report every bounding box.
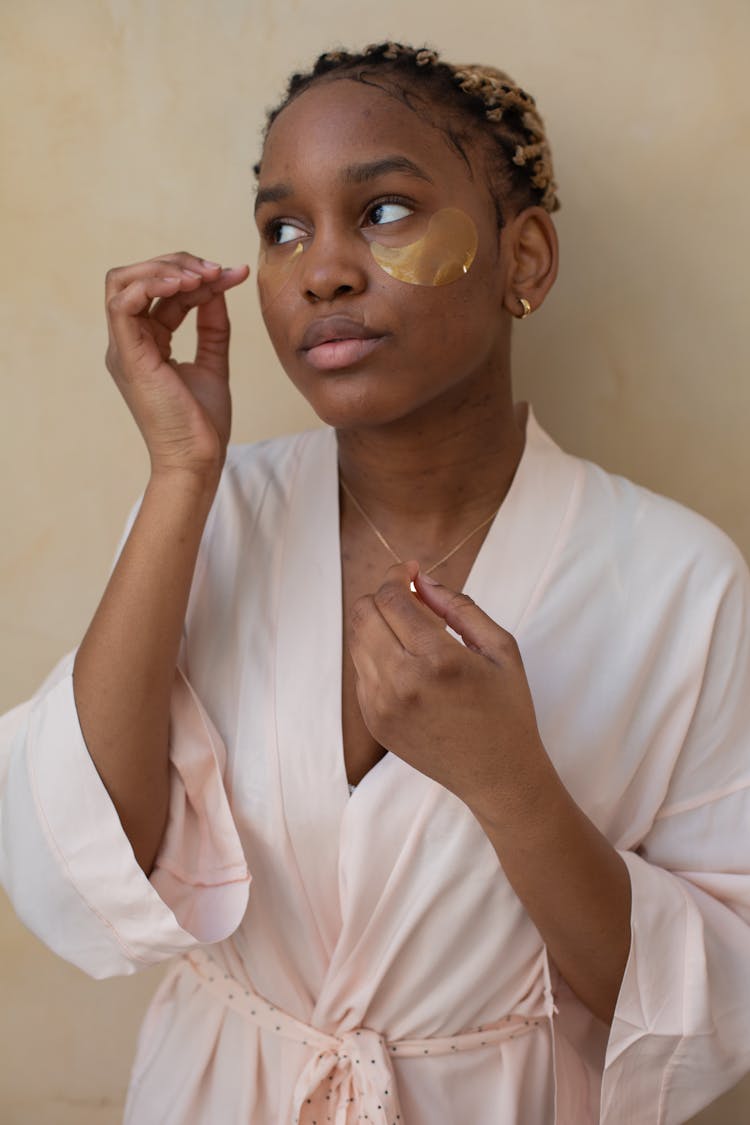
[339,478,500,575]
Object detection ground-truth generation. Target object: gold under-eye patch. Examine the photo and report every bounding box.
[370,208,478,286]
[256,240,303,310]
[256,207,479,310]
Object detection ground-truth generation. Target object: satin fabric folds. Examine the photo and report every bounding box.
[2,410,750,1123]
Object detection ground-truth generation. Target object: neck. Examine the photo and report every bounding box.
[336,379,526,549]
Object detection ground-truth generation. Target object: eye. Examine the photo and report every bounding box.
[269,220,305,246]
[368,200,413,226]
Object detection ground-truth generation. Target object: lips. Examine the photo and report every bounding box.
[300,315,382,351]
[299,315,386,372]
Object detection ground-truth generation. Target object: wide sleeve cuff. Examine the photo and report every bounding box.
[150,667,250,939]
[600,848,750,1123]
[1,653,250,979]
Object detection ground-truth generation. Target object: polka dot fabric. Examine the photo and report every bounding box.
[183,949,542,1124]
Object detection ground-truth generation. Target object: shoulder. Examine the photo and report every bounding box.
[183,427,336,625]
[223,426,327,487]
[549,430,750,603]
[595,463,743,589]
[526,413,750,658]
[210,426,334,524]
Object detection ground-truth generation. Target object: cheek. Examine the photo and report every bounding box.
[369,208,478,288]
[258,291,301,385]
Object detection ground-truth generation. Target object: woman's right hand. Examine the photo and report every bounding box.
[105,252,250,481]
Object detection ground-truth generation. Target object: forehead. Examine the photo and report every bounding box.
[260,77,479,187]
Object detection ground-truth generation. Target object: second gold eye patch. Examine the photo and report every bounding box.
[370,207,478,286]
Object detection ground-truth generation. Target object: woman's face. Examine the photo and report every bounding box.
[254,78,514,429]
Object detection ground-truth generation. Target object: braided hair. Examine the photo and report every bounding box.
[254,41,560,228]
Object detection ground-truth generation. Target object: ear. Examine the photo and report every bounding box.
[500,206,559,319]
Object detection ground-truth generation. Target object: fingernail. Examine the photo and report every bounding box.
[202,259,221,269]
[183,269,202,278]
[419,573,440,586]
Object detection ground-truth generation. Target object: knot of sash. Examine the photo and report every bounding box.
[292,1025,401,1124]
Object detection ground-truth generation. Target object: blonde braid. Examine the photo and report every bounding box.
[451,63,560,213]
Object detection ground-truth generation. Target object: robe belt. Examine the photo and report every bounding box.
[183,948,544,1125]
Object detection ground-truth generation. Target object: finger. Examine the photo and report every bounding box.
[194,292,230,378]
[107,275,190,363]
[104,253,223,300]
[348,592,405,683]
[372,562,447,655]
[414,573,513,663]
[149,265,249,334]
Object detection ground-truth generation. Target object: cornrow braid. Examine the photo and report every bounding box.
[255,41,560,223]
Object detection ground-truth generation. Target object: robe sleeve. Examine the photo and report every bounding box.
[600,549,750,1122]
[0,503,250,980]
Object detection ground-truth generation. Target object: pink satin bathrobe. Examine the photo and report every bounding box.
[2,410,750,1123]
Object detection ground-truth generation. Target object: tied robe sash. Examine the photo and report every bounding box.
[182,949,546,1124]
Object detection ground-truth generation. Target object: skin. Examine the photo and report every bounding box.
[75,73,630,1032]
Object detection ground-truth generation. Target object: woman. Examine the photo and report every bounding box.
[2,42,749,1123]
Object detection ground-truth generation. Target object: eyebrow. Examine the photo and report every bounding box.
[254,155,434,212]
[342,155,434,186]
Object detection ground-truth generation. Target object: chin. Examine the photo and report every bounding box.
[286,366,416,430]
[307,396,407,431]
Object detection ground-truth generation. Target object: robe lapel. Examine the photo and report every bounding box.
[462,409,583,634]
[274,426,348,959]
[273,412,582,977]
[314,410,583,1031]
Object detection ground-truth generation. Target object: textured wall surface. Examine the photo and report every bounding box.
[1,1,748,1120]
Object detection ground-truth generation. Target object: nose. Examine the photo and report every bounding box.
[298,228,368,303]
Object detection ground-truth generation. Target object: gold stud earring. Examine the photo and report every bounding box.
[518,297,532,319]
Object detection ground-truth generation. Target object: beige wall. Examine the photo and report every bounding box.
[1,1,748,1120]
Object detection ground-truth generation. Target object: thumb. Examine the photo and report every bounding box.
[414,572,511,662]
[194,292,231,377]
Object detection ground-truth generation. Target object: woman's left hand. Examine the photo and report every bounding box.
[348,561,550,825]
[350,561,633,1026]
